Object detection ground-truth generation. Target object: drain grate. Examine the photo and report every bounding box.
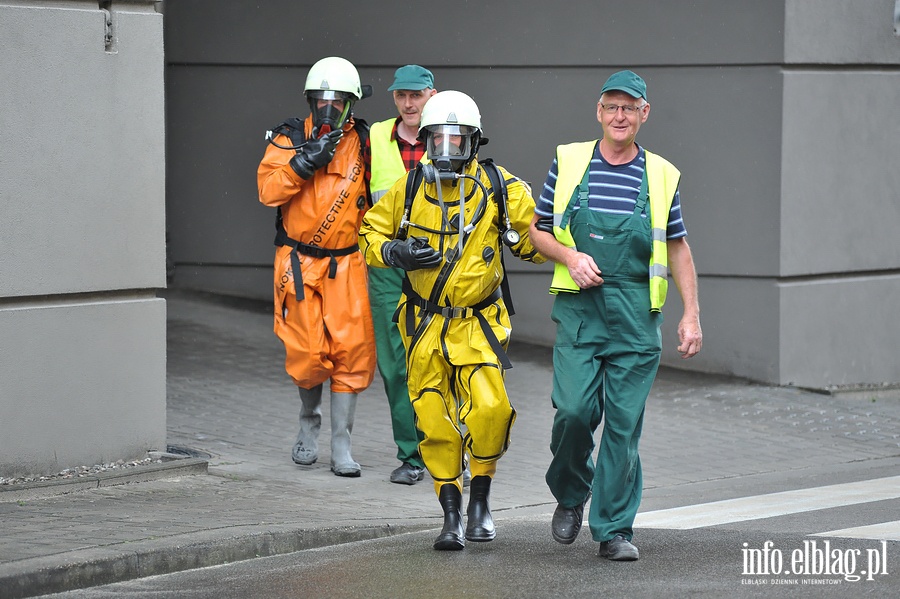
[165,444,212,459]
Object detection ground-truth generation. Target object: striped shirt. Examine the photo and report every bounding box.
[534,144,687,239]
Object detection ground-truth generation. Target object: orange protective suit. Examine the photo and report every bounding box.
[257,116,375,393]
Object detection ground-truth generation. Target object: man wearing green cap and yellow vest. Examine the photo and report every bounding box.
[367,65,436,485]
[529,70,702,561]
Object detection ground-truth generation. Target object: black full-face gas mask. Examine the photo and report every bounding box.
[307,90,354,135]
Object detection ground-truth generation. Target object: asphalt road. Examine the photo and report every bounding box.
[44,459,900,599]
[43,522,898,599]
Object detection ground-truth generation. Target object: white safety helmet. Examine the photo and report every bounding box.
[303,56,364,131]
[418,90,483,172]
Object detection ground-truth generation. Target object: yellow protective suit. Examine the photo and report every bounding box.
[258,116,375,393]
[359,158,545,494]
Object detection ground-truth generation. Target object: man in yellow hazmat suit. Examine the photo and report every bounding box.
[359,90,545,550]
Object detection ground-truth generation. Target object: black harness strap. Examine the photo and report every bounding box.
[274,224,358,301]
[396,278,513,370]
[391,159,523,369]
[396,163,425,241]
[397,160,516,315]
[479,159,516,316]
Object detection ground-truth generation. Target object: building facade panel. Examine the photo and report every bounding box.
[785,0,900,64]
[0,3,165,297]
[0,299,166,477]
[779,275,900,388]
[781,70,900,276]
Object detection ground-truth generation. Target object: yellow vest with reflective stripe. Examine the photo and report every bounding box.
[370,119,423,203]
[550,141,681,311]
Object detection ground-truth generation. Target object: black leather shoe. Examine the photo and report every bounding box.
[465,476,496,542]
[551,497,587,545]
[390,462,425,485]
[434,485,465,550]
[598,534,640,561]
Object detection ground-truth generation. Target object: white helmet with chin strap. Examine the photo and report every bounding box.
[303,56,365,132]
[418,90,483,173]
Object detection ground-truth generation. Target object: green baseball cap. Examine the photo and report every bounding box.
[600,70,648,101]
[388,65,434,91]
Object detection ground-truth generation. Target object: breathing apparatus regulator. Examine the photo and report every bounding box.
[409,91,520,251]
[265,56,372,151]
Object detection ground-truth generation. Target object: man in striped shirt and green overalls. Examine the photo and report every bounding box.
[529,70,703,561]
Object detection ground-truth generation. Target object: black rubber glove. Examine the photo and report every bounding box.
[289,128,343,179]
[382,237,442,271]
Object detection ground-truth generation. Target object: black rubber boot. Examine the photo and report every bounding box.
[433,484,465,551]
[465,475,496,542]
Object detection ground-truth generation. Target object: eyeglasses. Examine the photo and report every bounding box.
[600,103,645,115]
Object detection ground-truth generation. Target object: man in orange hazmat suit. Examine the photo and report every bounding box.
[257,56,375,477]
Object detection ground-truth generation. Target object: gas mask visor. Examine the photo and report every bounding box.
[425,124,476,173]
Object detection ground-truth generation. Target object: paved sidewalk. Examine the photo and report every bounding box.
[2,291,899,598]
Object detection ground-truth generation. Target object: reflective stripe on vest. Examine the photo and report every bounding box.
[549,141,680,311]
[369,119,408,204]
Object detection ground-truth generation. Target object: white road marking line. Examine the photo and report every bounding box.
[812,520,900,542]
[634,475,900,530]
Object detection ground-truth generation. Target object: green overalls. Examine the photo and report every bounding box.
[544,167,663,543]
[368,266,424,467]
[368,119,424,469]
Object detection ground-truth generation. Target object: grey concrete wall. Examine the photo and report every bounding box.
[0,299,166,477]
[780,275,900,387]
[164,0,899,389]
[0,1,166,477]
[778,70,900,387]
[777,0,900,387]
[786,0,900,64]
